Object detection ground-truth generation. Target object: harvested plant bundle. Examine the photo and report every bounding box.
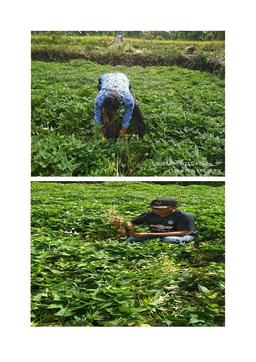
[106,208,134,238]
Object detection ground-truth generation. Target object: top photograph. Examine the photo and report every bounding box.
[31,31,225,176]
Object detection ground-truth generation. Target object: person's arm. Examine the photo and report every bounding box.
[98,127,105,138]
[124,221,136,235]
[120,94,134,136]
[126,222,140,236]
[134,214,196,237]
[94,93,105,136]
[130,230,189,237]
[119,127,129,137]
[126,213,149,235]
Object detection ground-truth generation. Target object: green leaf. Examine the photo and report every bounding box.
[189,315,205,324]
[55,307,73,317]
[198,284,210,293]
[47,304,63,309]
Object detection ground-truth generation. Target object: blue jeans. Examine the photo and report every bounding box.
[127,234,194,244]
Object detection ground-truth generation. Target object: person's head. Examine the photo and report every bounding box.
[150,197,178,217]
[103,93,122,113]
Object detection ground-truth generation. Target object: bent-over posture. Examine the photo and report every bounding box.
[94,72,146,138]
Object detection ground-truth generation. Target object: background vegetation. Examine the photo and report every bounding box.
[32,31,225,41]
[32,33,225,75]
[31,182,225,327]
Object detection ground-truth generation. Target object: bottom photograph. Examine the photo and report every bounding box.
[31,181,225,327]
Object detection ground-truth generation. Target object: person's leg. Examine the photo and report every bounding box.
[159,235,194,245]
[130,95,146,138]
[127,235,157,243]
[101,111,118,139]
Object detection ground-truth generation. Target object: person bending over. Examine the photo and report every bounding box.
[94,72,146,139]
[127,197,197,244]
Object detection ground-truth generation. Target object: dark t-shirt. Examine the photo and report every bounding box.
[132,210,196,235]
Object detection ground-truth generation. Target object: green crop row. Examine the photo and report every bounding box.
[31,182,225,326]
[31,60,225,176]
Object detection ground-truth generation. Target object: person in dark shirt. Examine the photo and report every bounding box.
[127,197,196,244]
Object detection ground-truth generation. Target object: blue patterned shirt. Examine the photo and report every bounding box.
[94,73,135,128]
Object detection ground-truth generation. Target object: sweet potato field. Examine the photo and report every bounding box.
[31,182,225,326]
[31,59,224,176]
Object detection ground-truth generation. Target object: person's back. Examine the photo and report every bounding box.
[98,73,131,94]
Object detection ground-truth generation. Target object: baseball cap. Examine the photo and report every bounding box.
[150,197,178,209]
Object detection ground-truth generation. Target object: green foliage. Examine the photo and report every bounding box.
[31,182,225,326]
[31,60,224,176]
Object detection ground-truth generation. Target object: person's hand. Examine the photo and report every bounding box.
[129,232,149,237]
[127,229,136,236]
[117,227,127,237]
[119,127,128,137]
[102,113,110,124]
[99,127,106,139]
[127,229,145,237]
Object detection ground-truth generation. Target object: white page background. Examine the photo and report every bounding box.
[1,1,255,361]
